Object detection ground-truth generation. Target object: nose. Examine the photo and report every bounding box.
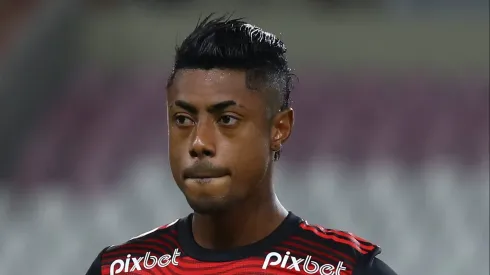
[189,122,216,159]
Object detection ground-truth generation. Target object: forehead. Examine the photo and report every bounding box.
[167,69,266,107]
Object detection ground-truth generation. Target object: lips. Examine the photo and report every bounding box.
[182,162,230,180]
[187,178,214,184]
[184,171,228,179]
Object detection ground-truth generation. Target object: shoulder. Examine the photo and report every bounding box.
[85,219,182,275]
[296,220,381,267]
[295,219,398,274]
[100,219,181,263]
[104,219,179,252]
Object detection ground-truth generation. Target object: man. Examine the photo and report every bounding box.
[85,15,397,275]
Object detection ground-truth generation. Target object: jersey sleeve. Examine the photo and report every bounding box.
[84,247,108,275]
[354,257,398,275]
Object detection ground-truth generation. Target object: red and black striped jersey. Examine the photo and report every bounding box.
[85,212,397,275]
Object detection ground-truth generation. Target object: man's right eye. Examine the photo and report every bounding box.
[174,115,194,126]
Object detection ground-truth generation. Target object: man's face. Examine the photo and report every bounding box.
[167,69,291,214]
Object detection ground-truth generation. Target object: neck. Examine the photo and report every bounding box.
[191,191,288,250]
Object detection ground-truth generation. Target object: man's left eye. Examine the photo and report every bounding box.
[218,115,239,126]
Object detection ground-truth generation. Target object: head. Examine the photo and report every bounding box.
[166,14,295,214]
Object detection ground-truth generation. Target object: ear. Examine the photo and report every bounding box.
[270,108,294,152]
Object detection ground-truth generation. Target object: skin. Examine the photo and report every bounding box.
[166,69,294,250]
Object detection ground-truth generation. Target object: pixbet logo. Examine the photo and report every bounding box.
[262,251,347,275]
[110,249,180,275]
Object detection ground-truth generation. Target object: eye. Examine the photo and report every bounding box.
[174,115,194,126]
[217,115,239,126]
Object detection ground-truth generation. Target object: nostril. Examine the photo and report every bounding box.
[189,150,198,158]
[189,148,214,158]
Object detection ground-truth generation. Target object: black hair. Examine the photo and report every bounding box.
[168,14,294,161]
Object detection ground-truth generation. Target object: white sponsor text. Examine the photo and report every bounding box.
[110,249,180,275]
[262,251,346,275]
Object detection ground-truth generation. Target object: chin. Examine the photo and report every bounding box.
[186,197,231,215]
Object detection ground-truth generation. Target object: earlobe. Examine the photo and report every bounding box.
[271,131,283,152]
[269,124,281,151]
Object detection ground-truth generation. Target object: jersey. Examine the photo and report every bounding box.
[85,212,397,275]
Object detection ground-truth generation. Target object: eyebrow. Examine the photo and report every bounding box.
[170,100,240,114]
[206,100,238,113]
[172,100,198,114]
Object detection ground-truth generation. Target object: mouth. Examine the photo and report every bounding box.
[184,173,228,179]
[183,170,229,181]
[182,162,230,184]
[185,177,219,184]
[184,175,228,185]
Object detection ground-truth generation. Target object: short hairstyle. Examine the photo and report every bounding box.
[167,14,294,160]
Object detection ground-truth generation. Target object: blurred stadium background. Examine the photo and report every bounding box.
[0,1,488,274]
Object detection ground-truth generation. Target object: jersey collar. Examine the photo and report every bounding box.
[177,211,302,262]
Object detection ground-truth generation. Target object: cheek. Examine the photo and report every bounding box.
[232,139,270,188]
[168,131,189,164]
[168,134,188,182]
[220,128,270,168]
[169,127,188,148]
[168,133,179,151]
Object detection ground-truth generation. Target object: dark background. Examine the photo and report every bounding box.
[0,1,488,274]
